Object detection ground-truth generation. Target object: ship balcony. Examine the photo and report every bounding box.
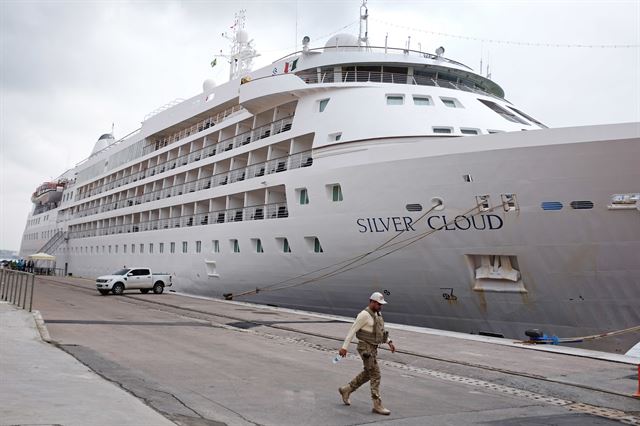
[67,202,289,239]
[67,149,312,221]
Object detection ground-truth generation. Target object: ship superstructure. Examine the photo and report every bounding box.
[20,6,640,354]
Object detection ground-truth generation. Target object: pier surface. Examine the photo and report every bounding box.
[1,275,639,426]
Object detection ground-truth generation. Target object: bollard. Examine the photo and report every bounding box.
[634,364,640,398]
[29,274,35,312]
[21,273,28,309]
[11,272,18,304]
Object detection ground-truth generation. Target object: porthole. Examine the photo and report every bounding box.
[570,200,594,210]
[406,204,423,212]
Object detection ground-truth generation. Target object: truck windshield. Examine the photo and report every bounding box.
[111,269,130,275]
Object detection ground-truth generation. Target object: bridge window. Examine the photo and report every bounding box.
[412,95,432,106]
[440,97,463,108]
[386,95,404,105]
[478,99,529,125]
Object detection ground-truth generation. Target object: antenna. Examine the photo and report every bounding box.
[216,10,260,81]
[358,0,369,48]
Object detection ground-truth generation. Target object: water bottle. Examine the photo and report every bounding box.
[332,354,341,364]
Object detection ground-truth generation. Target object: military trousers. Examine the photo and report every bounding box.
[348,340,381,401]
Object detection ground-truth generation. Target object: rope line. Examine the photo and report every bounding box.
[229,201,508,298]
[371,18,640,49]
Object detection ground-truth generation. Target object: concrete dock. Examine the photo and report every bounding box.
[1,275,639,426]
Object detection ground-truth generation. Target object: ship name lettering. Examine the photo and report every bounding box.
[356,217,416,233]
[426,214,503,231]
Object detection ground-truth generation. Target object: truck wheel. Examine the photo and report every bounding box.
[112,282,125,295]
[140,289,150,294]
[98,289,110,296]
[152,282,164,294]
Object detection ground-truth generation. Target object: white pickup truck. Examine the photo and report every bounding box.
[95,267,172,295]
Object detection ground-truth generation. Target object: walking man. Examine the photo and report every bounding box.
[337,291,396,415]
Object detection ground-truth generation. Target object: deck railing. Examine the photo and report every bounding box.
[75,116,292,202]
[68,202,289,239]
[67,149,312,221]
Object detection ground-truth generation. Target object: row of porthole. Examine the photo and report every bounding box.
[63,236,325,256]
[405,200,594,212]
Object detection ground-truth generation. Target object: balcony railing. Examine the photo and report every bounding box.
[75,116,293,201]
[68,202,289,239]
[67,149,312,220]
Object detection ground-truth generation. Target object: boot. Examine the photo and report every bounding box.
[338,385,352,406]
[372,398,390,415]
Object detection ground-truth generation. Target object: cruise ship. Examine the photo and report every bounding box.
[19,6,640,353]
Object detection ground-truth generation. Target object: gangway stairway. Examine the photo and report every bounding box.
[37,230,67,255]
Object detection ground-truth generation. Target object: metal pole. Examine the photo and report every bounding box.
[16,273,24,306]
[7,272,16,303]
[0,269,4,299]
[21,273,29,309]
[11,273,20,305]
[29,274,35,312]
[5,271,11,301]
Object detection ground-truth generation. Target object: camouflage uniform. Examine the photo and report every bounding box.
[347,307,389,401]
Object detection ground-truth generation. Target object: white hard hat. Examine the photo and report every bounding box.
[369,291,387,304]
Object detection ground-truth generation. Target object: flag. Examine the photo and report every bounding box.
[284,58,298,73]
[210,58,217,68]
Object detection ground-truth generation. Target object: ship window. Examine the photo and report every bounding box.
[123,244,127,254]
[196,240,202,253]
[412,95,432,106]
[115,245,119,254]
[138,243,143,253]
[507,106,547,128]
[159,243,164,253]
[131,244,135,253]
[406,204,423,212]
[487,130,503,134]
[478,99,529,125]
[149,243,154,254]
[440,97,463,108]
[463,174,473,182]
[305,236,324,253]
[212,240,220,253]
[329,184,343,202]
[386,95,404,105]
[170,242,175,253]
[230,239,240,253]
[252,238,264,253]
[460,128,480,135]
[298,188,309,205]
[319,98,330,112]
[182,241,188,253]
[277,237,291,253]
[433,127,453,134]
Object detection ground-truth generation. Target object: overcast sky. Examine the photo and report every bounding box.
[1,0,639,252]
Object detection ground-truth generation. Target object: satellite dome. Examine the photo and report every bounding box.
[236,29,249,44]
[203,79,216,92]
[90,133,115,156]
[324,33,359,51]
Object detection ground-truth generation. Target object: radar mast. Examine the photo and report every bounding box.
[217,10,260,81]
[358,0,370,48]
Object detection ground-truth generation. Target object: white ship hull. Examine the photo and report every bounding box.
[49,123,640,353]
